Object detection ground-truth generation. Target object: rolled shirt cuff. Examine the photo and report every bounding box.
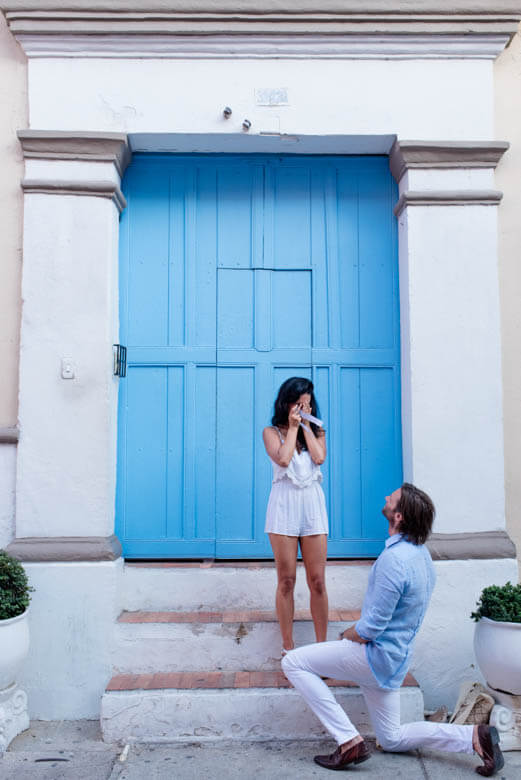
[354,621,373,642]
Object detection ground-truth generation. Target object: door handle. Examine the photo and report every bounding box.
[113,344,127,377]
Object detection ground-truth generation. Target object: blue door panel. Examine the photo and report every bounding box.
[358,163,397,348]
[215,367,256,546]
[166,366,185,540]
[336,367,362,540]
[271,271,312,348]
[127,177,170,347]
[123,366,168,540]
[271,165,312,269]
[216,164,259,268]
[360,368,400,539]
[117,155,400,559]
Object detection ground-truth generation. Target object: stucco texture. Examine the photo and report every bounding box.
[0,12,25,427]
[495,32,521,580]
[495,27,521,578]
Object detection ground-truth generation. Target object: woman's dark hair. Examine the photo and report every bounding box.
[271,376,322,450]
[397,483,435,545]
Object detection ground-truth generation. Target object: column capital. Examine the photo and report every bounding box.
[18,131,130,213]
[18,130,131,177]
[390,140,510,183]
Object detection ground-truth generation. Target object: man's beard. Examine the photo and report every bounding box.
[382,506,394,521]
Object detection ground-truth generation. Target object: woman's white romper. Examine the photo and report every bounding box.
[264,427,328,537]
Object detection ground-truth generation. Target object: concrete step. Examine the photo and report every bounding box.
[101,670,424,743]
[121,561,372,612]
[113,609,361,673]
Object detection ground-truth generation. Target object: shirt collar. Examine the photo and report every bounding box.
[385,533,403,548]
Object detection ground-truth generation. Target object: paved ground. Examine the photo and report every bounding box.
[2,721,521,779]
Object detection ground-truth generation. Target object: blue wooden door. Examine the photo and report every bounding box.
[116,155,400,558]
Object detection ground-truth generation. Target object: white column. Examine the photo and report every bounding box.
[392,143,508,534]
[15,138,129,541]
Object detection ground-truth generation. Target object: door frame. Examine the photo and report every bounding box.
[115,150,401,559]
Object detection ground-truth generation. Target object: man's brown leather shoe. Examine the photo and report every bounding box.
[476,725,504,777]
[314,740,370,770]
[476,726,505,777]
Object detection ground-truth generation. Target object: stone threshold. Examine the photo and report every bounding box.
[106,670,418,692]
[118,608,361,624]
[126,559,373,569]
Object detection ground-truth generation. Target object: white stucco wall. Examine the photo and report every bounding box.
[495,29,521,575]
[26,57,494,139]
[399,200,505,533]
[17,177,120,538]
[0,12,26,552]
[0,13,25,428]
[0,444,16,547]
[19,560,122,719]
[413,558,518,709]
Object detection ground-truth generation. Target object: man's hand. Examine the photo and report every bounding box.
[339,625,368,644]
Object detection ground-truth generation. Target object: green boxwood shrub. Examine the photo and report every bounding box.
[0,550,34,620]
[471,581,521,624]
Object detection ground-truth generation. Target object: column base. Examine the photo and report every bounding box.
[0,683,29,753]
[488,688,521,751]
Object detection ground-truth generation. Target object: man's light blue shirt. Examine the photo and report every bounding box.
[355,534,436,690]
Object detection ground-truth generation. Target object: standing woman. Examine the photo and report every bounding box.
[263,377,329,656]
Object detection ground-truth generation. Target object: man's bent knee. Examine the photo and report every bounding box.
[376,731,403,752]
[281,650,298,675]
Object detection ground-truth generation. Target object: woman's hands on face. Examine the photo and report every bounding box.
[288,403,302,430]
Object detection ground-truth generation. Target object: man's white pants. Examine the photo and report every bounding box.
[282,640,474,753]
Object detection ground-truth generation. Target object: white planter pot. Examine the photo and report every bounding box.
[474,616,521,695]
[0,609,30,690]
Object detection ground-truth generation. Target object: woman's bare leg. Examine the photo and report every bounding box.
[269,533,299,650]
[300,534,329,643]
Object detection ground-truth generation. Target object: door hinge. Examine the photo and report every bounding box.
[113,344,127,377]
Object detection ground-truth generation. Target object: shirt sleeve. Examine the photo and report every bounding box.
[355,553,406,641]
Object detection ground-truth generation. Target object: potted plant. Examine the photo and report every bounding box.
[472,581,521,695]
[0,550,33,691]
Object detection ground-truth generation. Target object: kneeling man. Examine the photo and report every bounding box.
[282,483,503,777]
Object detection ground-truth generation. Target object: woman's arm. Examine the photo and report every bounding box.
[301,402,327,464]
[262,405,301,467]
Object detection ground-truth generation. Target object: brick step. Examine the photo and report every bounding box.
[118,608,361,623]
[121,561,372,611]
[106,669,418,691]
[113,612,362,674]
[101,670,423,743]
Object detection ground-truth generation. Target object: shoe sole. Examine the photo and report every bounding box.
[489,726,505,774]
[314,753,371,771]
[476,726,505,777]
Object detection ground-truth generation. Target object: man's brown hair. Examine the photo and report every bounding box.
[397,483,435,545]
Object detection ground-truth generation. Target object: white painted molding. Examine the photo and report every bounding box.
[6,535,122,562]
[5,3,521,59]
[9,33,512,60]
[389,140,510,182]
[394,189,503,216]
[18,131,131,177]
[4,2,521,33]
[21,178,127,213]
